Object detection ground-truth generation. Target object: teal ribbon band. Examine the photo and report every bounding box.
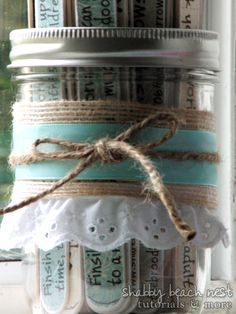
[13,124,218,187]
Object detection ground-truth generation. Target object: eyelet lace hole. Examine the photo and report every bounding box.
[51,223,57,231]
[205,222,211,229]
[99,235,106,241]
[98,218,105,224]
[88,225,96,233]
[109,226,116,233]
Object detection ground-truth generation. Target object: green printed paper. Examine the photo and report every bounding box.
[34,0,65,27]
[76,0,117,27]
[84,247,126,305]
[40,244,69,313]
[130,0,168,27]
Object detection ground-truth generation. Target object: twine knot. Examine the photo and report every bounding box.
[94,139,117,163]
[1,110,220,242]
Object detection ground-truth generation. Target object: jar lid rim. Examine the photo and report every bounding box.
[9,27,220,70]
[10,27,219,41]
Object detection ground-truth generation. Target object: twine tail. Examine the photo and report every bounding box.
[2,111,201,241]
[109,140,196,241]
[0,156,95,215]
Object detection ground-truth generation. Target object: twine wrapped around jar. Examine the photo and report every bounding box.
[2,100,220,242]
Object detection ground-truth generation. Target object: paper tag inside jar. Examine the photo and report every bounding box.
[130,239,139,291]
[29,80,63,102]
[75,0,117,26]
[117,0,130,26]
[84,247,126,306]
[171,243,204,310]
[34,0,66,27]
[131,68,165,106]
[39,244,69,313]
[64,243,84,312]
[177,81,214,111]
[77,67,121,101]
[129,0,170,27]
[174,244,198,290]
[135,246,165,313]
[174,0,203,29]
[22,67,64,103]
[75,2,121,102]
[125,240,140,312]
[129,0,168,107]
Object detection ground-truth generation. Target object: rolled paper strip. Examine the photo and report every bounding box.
[174,0,203,29]
[75,0,117,27]
[84,246,129,311]
[39,243,69,313]
[34,0,66,27]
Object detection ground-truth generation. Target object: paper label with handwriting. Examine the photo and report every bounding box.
[134,247,170,313]
[172,244,200,309]
[84,247,126,305]
[140,247,164,298]
[174,244,197,291]
[132,68,165,106]
[75,1,120,101]
[34,0,65,27]
[117,0,130,26]
[77,68,103,101]
[78,67,120,101]
[102,67,121,100]
[130,0,168,27]
[175,0,203,29]
[75,0,117,27]
[40,244,69,313]
[29,80,63,103]
[130,239,139,290]
[64,243,84,312]
[126,240,139,312]
[177,81,214,111]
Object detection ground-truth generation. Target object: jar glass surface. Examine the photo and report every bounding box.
[15,66,216,110]
[12,64,218,314]
[7,21,220,314]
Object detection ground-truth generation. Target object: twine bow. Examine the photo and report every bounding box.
[4,112,199,241]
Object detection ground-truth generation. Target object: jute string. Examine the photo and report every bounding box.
[2,111,219,241]
[12,181,218,210]
[13,100,216,132]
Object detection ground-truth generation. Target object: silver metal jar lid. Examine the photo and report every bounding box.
[9,27,219,70]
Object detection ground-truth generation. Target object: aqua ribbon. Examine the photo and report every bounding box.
[12,123,217,186]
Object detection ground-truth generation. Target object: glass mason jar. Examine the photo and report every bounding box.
[7,28,220,314]
[0,1,27,262]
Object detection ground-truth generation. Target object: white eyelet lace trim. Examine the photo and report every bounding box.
[0,196,228,252]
